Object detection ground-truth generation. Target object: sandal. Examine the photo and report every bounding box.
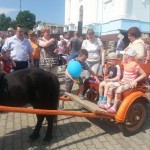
[99,104,107,110]
[99,103,111,110]
[105,104,111,110]
[107,106,117,114]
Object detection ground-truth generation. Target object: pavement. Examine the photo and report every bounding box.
[0,70,150,150]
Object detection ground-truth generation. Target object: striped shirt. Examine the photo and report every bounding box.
[71,57,89,70]
[121,61,140,83]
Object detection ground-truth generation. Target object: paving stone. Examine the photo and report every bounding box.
[0,127,5,136]
[4,136,13,145]
[0,120,6,127]
[3,145,13,150]
[84,139,93,145]
[0,142,4,150]
[76,143,87,150]
[130,136,144,145]
[97,135,107,142]
[102,141,114,150]
[68,144,77,149]
[91,138,103,148]
[86,144,96,149]
[112,144,125,150]
[127,140,144,150]
[105,135,118,145]
[60,147,69,150]
[140,145,149,150]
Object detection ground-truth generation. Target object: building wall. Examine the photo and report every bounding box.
[65,0,79,25]
[130,0,150,22]
[101,0,150,34]
[65,0,150,35]
[82,0,98,26]
[65,0,100,26]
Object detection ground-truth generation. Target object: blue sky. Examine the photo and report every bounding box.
[0,0,65,25]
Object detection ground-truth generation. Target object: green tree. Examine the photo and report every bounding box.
[9,20,17,29]
[36,21,41,27]
[16,10,36,30]
[0,13,11,30]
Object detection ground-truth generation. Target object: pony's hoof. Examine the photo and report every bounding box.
[29,134,40,141]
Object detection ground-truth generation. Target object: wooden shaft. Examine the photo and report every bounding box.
[0,105,112,119]
[59,96,71,101]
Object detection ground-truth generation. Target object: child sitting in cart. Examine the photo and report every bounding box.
[59,49,100,109]
[0,48,16,73]
[103,49,146,114]
[98,52,121,106]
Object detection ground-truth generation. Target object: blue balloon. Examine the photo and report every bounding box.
[67,61,82,78]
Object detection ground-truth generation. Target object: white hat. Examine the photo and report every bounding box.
[107,52,118,60]
[126,49,137,57]
[118,34,124,40]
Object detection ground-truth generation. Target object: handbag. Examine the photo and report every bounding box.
[58,54,67,66]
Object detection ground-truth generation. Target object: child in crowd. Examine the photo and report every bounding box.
[116,33,125,55]
[57,35,67,68]
[57,35,66,55]
[105,49,146,114]
[59,49,100,109]
[0,48,16,73]
[97,52,121,108]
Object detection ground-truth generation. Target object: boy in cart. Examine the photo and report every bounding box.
[98,52,121,107]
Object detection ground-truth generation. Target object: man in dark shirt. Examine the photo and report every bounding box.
[67,31,83,61]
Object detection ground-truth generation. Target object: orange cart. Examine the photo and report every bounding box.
[62,63,150,136]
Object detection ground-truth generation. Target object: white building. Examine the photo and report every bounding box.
[65,0,150,36]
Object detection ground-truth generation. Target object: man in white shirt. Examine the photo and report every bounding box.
[2,25,33,71]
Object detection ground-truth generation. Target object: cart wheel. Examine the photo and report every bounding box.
[118,100,148,136]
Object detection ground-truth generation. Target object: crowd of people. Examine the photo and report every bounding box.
[0,25,150,114]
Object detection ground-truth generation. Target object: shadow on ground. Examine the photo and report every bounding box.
[0,121,92,150]
[1,106,149,150]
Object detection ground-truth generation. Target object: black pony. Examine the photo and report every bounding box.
[0,68,60,142]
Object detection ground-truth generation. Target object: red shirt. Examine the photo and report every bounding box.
[0,57,12,73]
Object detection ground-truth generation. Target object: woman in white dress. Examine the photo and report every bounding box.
[82,28,105,78]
